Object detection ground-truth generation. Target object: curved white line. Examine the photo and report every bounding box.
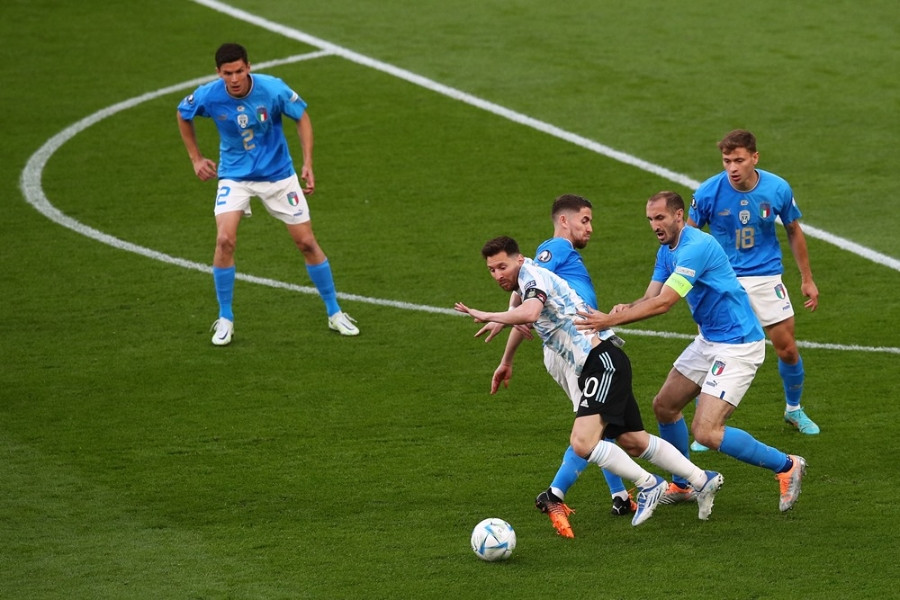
[17,16,900,355]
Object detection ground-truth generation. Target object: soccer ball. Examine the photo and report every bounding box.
[470,518,516,561]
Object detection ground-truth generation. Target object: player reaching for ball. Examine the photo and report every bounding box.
[456,236,724,534]
[176,43,358,345]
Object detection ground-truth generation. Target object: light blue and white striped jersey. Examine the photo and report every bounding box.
[177,74,307,182]
[516,258,595,376]
[651,227,763,344]
[690,169,802,277]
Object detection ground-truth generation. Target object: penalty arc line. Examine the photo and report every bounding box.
[17,21,900,356]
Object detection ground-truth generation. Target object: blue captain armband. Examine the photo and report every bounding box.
[664,273,693,298]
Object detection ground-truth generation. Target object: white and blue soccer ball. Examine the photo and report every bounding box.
[470,518,516,561]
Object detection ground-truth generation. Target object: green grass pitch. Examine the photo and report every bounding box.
[2,1,898,598]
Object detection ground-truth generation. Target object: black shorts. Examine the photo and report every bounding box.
[576,340,645,439]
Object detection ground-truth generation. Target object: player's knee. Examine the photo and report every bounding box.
[652,395,676,421]
[776,344,800,364]
[569,433,594,458]
[691,423,722,449]
[616,433,642,457]
[215,234,236,256]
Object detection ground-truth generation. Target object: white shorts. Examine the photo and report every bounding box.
[543,345,581,412]
[673,335,765,407]
[738,275,794,327]
[214,174,311,225]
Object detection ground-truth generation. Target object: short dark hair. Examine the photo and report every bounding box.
[215,43,248,68]
[551,194,593,219]
[648,190,684,213]
[718,129,757,154]
[481,236,520,260]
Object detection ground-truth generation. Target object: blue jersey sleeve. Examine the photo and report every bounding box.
[534,238,597,308]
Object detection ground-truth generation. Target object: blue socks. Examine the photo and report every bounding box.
[215,262,341,321]
[306,259,340,316]
[719,426,789,472]
[778,357,805,408]
[658,418,690,488]
[550,446,588,496]
[212,265,236,321]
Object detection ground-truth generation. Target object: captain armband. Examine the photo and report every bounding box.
[664,273,693,298]
[522,287,548,304]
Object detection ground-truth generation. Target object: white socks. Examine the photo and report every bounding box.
[588,440,656,489]
[639,434,707,489]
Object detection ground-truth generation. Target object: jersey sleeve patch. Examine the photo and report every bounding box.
[522,286,548,304]
[664,272,693,298]
[674,265,696,278]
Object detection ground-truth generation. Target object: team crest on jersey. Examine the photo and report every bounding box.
[759,203,772,219]
[536,250,552,263]
[774,283,786,299]
[711,360,726,376]
[185,94,195,105]
[257,107,268,123]
[237,114,249,128]
[739,209,751,225]
[287,192,300,207]
[690,196,697,209]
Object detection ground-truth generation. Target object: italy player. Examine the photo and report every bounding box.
[456,236,723,531]
[576,191,806,513]
[176,43,358,345]
[688,129,819,455]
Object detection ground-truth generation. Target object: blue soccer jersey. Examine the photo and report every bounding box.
[517,258,596,376]
[178,74,307,181]
[534,237,598,309]
[690,169,803,277]
[652,227,763,344]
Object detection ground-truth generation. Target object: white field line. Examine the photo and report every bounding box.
[16,5,899,355]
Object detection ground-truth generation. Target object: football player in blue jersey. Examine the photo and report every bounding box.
[688,130,819,455]
[577,191,806,513]
[177,43,358,345]
[457,236,723,532]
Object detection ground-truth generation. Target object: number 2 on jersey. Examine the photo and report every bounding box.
[240,129,255,151]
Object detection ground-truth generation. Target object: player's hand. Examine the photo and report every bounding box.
[490,363,513,394]
[474,322,534,342]
[610,303,630,314]
[454,302,488,323]
[475,321,505,342]
[192,157,217,181]
[801,280,819,311]
[300,164,315,195]
[511,323,534,339]
[575,307,611,331]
